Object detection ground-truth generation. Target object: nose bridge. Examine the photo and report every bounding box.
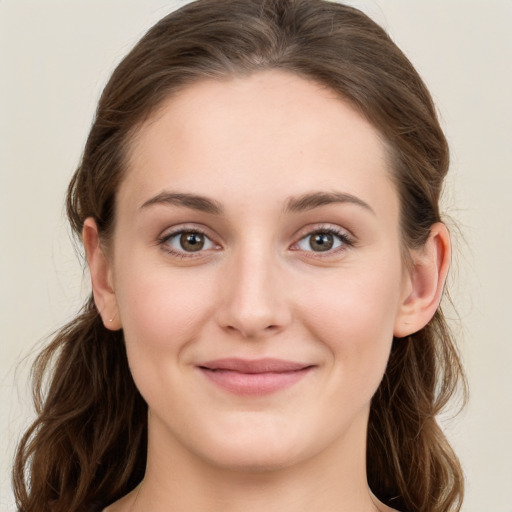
[217,239,290,338]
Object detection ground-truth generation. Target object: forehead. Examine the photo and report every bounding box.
[120,70,397,219]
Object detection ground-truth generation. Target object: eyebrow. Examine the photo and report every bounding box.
[139,190,374,216]
[284,191,375,215]
[139,191,223,214]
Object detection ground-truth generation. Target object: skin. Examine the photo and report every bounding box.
[84,70,450,512]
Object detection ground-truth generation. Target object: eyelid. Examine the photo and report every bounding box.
[158,222,217,241]
[292,222,355,239]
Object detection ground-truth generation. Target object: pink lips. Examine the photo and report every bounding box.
[198,358,313,396]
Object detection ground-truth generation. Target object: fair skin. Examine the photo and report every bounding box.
[84,71,450,512]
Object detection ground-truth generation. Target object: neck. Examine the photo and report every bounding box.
[125,410,386,512]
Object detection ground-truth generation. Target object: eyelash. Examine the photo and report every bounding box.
[157,225,355,259]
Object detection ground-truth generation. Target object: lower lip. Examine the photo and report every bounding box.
[199,367,313,396]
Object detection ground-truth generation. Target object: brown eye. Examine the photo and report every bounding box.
[309,232,334,251]
[161,230,216,255]
[180,232,205,252]
[295,229,351,254]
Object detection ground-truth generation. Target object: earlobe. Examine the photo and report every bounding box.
[82,218,122,330]
[394,222,451,338]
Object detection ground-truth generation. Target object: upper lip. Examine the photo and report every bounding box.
[198,358,312,373]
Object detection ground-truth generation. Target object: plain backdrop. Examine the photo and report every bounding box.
[1,1,511,510]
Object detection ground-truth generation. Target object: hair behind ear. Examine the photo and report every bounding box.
[368,309,466,512]
[13,297,147,512]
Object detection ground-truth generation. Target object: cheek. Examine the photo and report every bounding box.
[295,259,403,388]
[113,263,221,410]
[114,263,217,357]
[300,261,402,332]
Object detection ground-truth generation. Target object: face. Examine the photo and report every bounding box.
[102,71,414,472]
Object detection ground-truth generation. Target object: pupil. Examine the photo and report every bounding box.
[311,233,333,251]
[180,232,204,252]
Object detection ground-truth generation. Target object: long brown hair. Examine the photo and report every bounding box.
[13,1,467,511]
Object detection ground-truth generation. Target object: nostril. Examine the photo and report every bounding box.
[222,323,281,339]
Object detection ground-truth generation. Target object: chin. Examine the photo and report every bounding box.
[205,419,332,474]
[201,442,305,473]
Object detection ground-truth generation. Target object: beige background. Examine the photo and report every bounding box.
[1,1,511,510]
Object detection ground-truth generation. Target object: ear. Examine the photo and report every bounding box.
[394,222,451,338]
[82,218,122,330]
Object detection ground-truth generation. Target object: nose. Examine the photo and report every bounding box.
[215,244,292,339]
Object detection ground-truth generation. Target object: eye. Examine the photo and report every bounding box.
[160,230,217,255]
[294,229,353,253]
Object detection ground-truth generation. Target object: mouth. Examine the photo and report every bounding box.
[197,358,315,396]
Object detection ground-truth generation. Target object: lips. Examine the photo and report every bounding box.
[197,358,314,396]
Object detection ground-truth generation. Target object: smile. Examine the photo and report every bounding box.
[197,358,315,396]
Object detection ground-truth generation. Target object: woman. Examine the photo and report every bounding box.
[12,1,466,511]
